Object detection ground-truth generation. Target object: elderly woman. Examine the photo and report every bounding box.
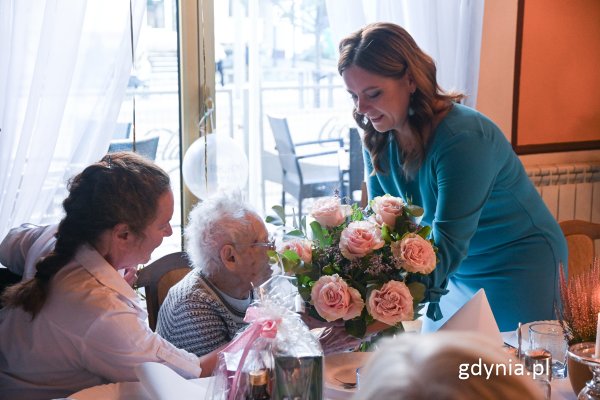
[0,152,216,400]
[156,191,273,356]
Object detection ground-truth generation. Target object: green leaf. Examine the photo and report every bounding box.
[285,229,305,238]
[300,215,307,235]
[407,281,427,304]
[265,215,283,226]
[298,274,312,286]
[416,225,432,239]
[345,318,367,338]
[282,250,300,262]
[271,205,286,224]
[381,224,392,242]
[322,265,335,275]
[351,204,364,221]
[405,204,424,217]
[310,221,327,248]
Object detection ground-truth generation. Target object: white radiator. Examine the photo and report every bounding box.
[525,162,600,256]
[525,162,600,223]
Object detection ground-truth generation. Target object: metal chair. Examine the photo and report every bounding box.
[267,115,345,220]
[112,122,132,139]
[344,127,364,204]
[135,251,192,331]
[559,219,600,278]
[107,135,160,161]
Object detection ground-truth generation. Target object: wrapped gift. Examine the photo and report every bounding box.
[211,275,323,400]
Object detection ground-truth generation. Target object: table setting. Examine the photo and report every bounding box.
[67,250,599,400]
[67,288,590,400]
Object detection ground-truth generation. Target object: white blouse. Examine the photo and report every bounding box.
[0,244,201,400]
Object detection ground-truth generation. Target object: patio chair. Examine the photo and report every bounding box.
[267,115,345,220]
[107,135,160,161]
[344,127,364,203]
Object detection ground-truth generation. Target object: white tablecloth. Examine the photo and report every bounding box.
[67,330,579,400]
[67,374,576,400]
[68,378,212,400]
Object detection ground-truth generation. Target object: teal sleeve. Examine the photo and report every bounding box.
[423,128,503,319]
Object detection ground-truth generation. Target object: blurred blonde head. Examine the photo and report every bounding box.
[352,331,543,400]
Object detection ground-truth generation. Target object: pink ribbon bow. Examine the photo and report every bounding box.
[225,307,280,400]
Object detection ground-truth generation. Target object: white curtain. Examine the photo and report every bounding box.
[0,0,145,239]
[325,0,485,107]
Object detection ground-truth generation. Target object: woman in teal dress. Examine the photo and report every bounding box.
[338,22,567,332]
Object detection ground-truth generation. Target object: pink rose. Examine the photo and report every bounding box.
[277,239,313,264]
[311,274,364,322]
[371,195,405,228]
[391,233,437,274]
[310,197,352,228]
[339,221,385,260]
[366,280,414,325]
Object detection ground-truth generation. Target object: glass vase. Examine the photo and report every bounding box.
[568,342,600,400]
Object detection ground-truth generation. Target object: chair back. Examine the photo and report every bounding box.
[107,135,160,161]
[348,128,364,197]
[135,251,192,331]
[559,219,600,278]
[268,115,303,185]
[112,122,132,139]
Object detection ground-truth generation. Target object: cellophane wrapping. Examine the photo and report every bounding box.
[210,275,324,400]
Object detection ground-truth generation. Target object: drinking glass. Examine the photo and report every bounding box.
[524,349,551,400]
[529,321,568,379]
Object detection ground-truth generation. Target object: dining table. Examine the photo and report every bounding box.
[66,354,578,400]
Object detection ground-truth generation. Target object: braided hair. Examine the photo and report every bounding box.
[1,152,171,317]
[337,22,464,179]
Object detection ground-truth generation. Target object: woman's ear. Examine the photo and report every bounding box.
[113,223,130,242]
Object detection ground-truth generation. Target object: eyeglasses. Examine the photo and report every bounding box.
[232,236,276,251]
[249,236,276,251]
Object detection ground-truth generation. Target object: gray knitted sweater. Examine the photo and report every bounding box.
[156,270,248,356]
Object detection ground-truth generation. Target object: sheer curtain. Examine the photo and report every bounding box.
[0,0,145,239]
[325,0,485,107]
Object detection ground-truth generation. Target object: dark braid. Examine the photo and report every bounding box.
[1,152,171,317]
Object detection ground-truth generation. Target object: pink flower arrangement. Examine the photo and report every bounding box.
[270,194,438,338]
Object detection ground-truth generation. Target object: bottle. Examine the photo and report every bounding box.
[246,369,270,400]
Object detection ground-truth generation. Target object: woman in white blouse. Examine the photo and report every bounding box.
[0,152,217,400]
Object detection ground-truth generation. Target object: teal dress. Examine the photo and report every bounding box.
[365,104,567,332]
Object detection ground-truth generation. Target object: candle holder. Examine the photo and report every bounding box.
[568,342,600,399]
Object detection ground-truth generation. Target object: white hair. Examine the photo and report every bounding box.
[353,331,544,400]
[185,190,261,275]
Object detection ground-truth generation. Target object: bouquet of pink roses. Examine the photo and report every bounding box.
[269,194,437,338]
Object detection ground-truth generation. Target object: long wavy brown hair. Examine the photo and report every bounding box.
[338,22,464,179]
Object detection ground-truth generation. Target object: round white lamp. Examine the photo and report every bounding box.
[182,133,248,199]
